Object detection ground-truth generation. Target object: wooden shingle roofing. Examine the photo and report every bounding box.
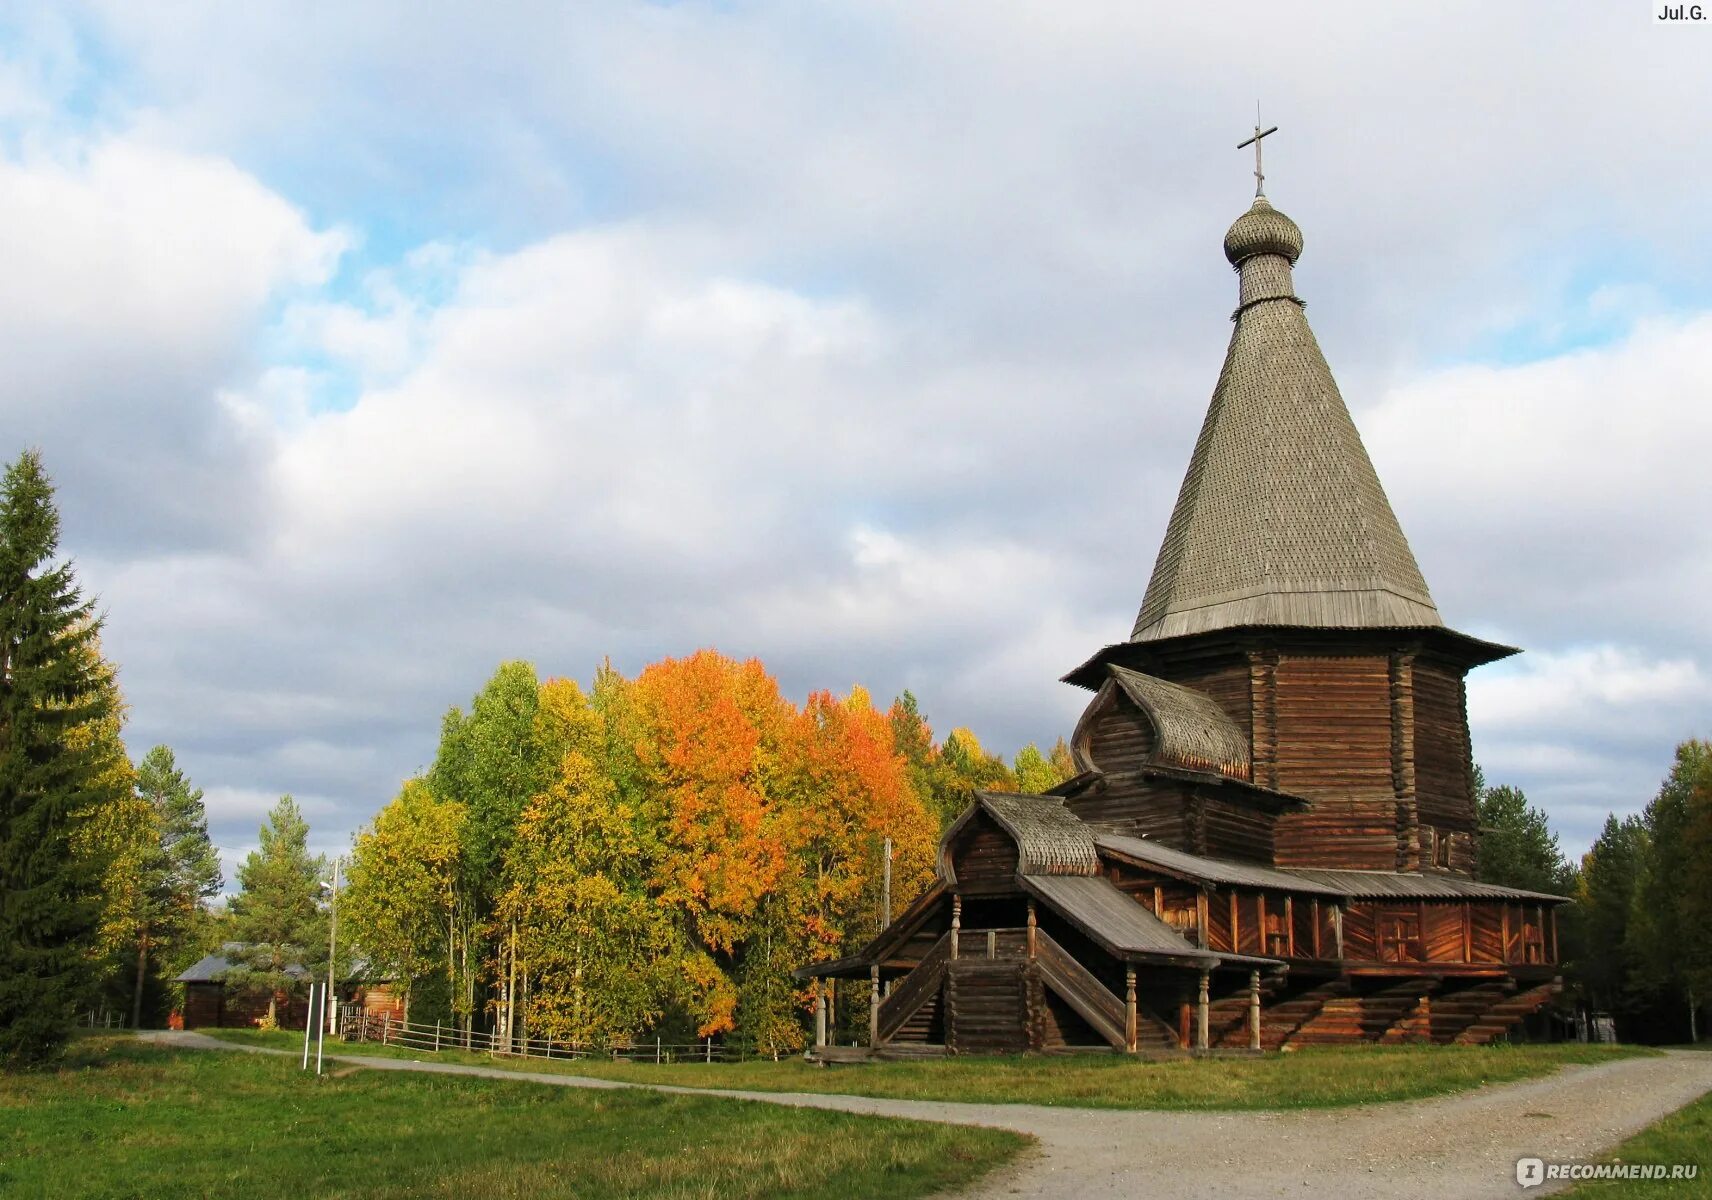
[1094,830,1568,903]
[952,792,1101,878]
[1022,874,1221,965]
[1131,196,1444,644]
[1106,665,1251,777]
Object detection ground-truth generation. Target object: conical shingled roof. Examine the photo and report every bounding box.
[1130,196,1441,642]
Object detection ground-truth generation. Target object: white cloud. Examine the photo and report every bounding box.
[6,0,1708,870]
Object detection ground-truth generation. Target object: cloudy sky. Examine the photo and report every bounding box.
[4,2,1708,877]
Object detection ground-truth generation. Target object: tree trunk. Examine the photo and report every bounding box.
[131,932,149,1030]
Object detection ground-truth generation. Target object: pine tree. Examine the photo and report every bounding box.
[0,450,116,1066]
[228,796,324,1026]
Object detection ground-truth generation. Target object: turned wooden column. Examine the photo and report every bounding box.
[1125,966,1138,1054]
[868,965,881,1049]
[815,989,827,1048]
[950,894,962,960]
[1196,972,1210,1051]
[1248,970,1262,1052]
[1026,900,1037,959]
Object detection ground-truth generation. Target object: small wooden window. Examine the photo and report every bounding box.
[1265,912,1288,957]
[1432,830,1452,870]
[1379,910,1421,963]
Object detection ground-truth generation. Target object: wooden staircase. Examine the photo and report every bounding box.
[1257,980,1352,1050]
[1287,981,1426,1046]
[945,960,1030,1054]
[1028,931,1128,1049]
[876,933,951,1044]
[1208,977,1286,1048]
[1420,981,1512,1044]
[1454,981,1562,1045]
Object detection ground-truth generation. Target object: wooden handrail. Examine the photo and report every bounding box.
[876,932,952,1043]
[1029,928,1127,1048]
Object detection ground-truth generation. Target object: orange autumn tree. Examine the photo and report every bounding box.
[350,649,1053,1054]
[630,651,792,1038]
[765,686,939,1050]
[779,686,937,960]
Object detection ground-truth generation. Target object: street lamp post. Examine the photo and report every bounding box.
[325,856,341,1037]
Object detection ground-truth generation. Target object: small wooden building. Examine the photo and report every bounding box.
[177,947,314,1031]
[801,188,1567,1056]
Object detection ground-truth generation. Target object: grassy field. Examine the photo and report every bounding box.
[204,1027,1643,1111]
[1,1036,1025,1200]
[1562,1088,1712,1198]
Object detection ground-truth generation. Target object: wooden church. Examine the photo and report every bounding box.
[801,163,1566,1057]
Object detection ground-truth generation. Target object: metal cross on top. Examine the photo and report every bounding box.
[1237,109,1279,198]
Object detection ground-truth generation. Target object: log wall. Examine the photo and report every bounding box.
[1082,686,1155,774]
[950,813,1018,893]
[1413,662,1477,833]
[1199,794,1275,862]
[1273,654,1394,795]
[1065,775,1191,845]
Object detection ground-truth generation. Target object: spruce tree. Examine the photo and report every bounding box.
[0,450,112,1066]
[129,745,223,1027]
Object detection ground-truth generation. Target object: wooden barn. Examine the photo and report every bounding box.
[800,185,1567,1057]
[177,947,314,1031]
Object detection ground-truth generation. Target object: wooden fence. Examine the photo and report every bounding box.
[338,1007,752,1063]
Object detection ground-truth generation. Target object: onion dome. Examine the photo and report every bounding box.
[1222,196,1303,265]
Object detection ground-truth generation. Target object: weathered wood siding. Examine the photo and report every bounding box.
[1205,889,1233,952]
[1422,904,1466,963]
[1084,688,1155,774]
[1413,661,1476,833]
[1275,797,1399,869]
[944,961,1029,1054]
[1064,775,1191,845]
[1342,905,1378,961]
[1270,654,1402,868]
[182,981,308,1031]
[1471,903,1504,962]
[1163,658,1254,745]
[950,812,1018,894]
[1273,655,1394,795]
[1199,794,1275,862]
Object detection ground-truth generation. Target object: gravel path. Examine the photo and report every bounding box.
[142,1031,1712,1198]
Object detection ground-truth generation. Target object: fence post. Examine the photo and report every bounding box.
[706,1037,712,1063]
[434,1021,441,1052]
[382,1013,390,1045]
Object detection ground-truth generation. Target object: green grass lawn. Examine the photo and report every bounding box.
[1561,1088,1712,1198]
[203,1027,1644,1111]
[1,1036,1025,1200]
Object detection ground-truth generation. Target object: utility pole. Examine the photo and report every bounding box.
[325,857,341,1037]
[882,837,892,929]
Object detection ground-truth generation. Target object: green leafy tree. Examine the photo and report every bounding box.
[499,683,687,1045]
[342,779,464,1024]
[62,653,149,1021]
[227,796,325,1025]
[0,451,117,1065]
[1014,741,1075,795]
[1048,737,1076,782]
